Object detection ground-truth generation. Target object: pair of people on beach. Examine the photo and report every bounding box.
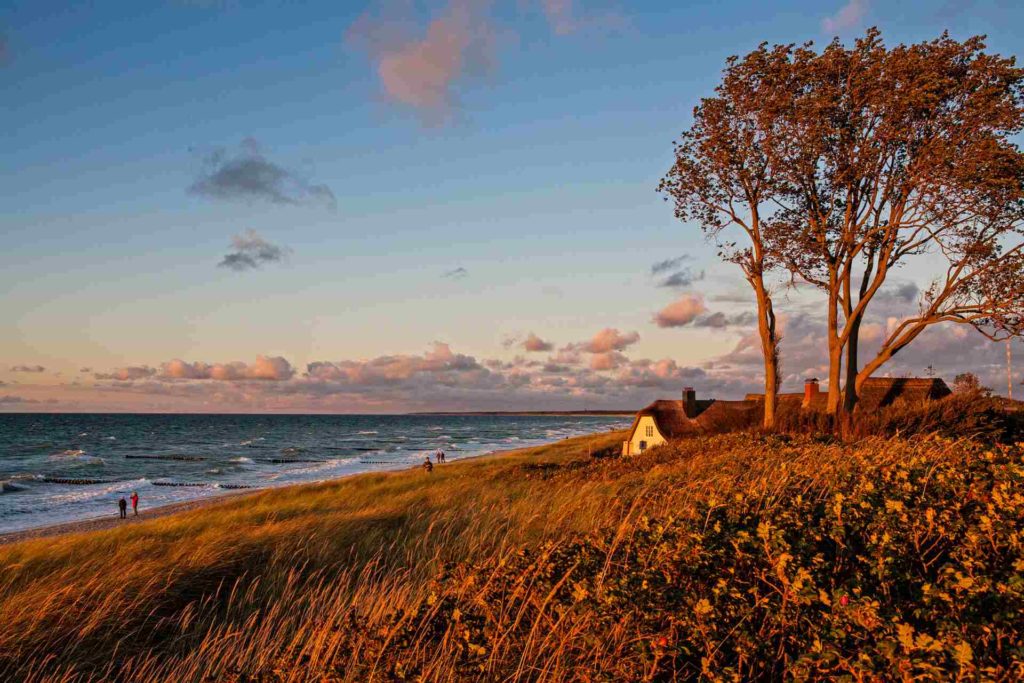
[435,448,446,464]
[117,491,139,519]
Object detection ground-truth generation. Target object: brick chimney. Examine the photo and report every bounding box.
[803,378,819,408]
[682,387,696,417]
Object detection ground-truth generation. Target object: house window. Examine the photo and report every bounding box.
[639,440,647,451]
[646,425,654,437]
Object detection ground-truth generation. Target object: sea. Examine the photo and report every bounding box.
[0,413,630,535]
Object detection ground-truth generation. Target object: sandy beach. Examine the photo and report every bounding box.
[0,490,253,545]
[0,440,556,546]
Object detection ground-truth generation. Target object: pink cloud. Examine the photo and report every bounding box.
[94,366,158,381]
[522,332,554,352]
[589,351,627,371]
[821,0,868,33]
[306,342,484,385]
[653,295,707,328]
[580,327,640,353]
[100,357,294,382]
[349,0,496,119]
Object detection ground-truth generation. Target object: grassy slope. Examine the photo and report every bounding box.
[0,431,628,681]
[1,429,1022,681]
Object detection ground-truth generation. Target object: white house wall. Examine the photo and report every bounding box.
[625,415,666,455]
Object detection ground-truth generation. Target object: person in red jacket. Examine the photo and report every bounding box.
[130,491,139,516]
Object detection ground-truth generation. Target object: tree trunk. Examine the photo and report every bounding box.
[825,287,843,415]
[843,313,863,413]
[1008,339,1013,400]
[826,339,843,415]
[761,333,779,430]
[754,282,779,430]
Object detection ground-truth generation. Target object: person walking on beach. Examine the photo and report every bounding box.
[118,496,127,519]
[423,456,433,474]
[130,491,139,516]
[438,449,446,464]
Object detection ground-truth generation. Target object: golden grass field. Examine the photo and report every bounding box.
[1,415,1022,681]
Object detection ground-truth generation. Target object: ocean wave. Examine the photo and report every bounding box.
[48,449,106,466]
[52,449,86,458]
[42,478,150,506]
[228,456,254,464]
[357,430,378,435]
[1,481,29,494]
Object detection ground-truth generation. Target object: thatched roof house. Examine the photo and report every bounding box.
[622,388,759,455]
[623,377,952,455]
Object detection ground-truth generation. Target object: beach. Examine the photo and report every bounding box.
[0,413,631,536]
[0,439,524,545]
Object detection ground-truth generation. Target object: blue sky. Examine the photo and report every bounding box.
[2,0,1023,412]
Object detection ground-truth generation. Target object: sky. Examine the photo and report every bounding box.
[1,0,1023,413]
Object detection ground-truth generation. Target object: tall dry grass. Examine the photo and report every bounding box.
[0,432,630,681]
[2,425,1022,681]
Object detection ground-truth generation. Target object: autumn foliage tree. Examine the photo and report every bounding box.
[763,31,1024,413]
[658,46,800,428]
[663,30,1024,423]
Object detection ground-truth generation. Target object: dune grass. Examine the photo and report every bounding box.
[1,426,1022,681]
[0,431,629,681]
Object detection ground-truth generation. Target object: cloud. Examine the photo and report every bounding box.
[653,295,707,328]
[579,327,640,353]
[691,311,757,329]
[79,367,92,373]
[649,255,704,289]
[305,342,487,386]
[10,365,45,373]
[522,333,554,352]
[589,351,627,370]
[161,356,295,381]
[650,255,689,275]
[876,281,919,304]
[538,0,624,36]
[189,138,336,209]
[94,366,158,381]
[658,269,705,289]
[348,0,496,120]
[218,230,289,271]
[0,395,56,405]
[442,267,468,279]
[822,0,868,33]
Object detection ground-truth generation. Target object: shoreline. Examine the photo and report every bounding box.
[0,432,605,546]
[0,491,254,545]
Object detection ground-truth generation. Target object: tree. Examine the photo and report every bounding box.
[953,372,984,394]
[659,46,798,429]
[756,31,1024,414]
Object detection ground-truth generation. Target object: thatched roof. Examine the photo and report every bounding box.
[855,377,951,409]
[747,377,951,412]
[630,398,760,439]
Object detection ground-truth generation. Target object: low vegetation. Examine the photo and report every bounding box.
[1,406,1023,681]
